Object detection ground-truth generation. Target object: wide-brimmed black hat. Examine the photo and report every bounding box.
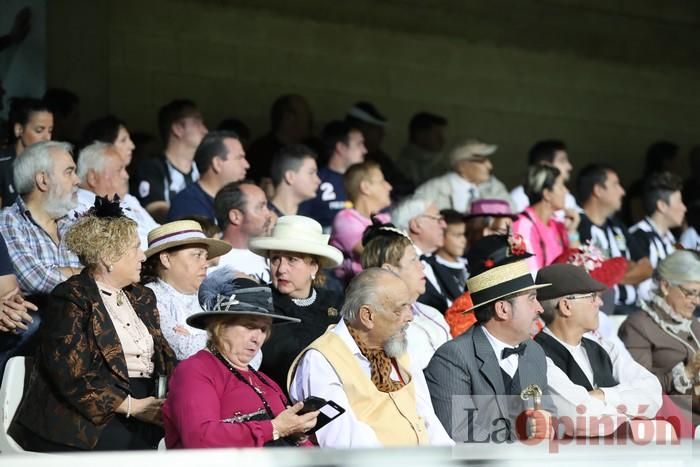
[535,264,606,301]
[188,268,300,329]
[464,234,549,311]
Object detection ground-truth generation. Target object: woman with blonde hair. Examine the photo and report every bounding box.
[249,215,344,389]
[9,196,176,451]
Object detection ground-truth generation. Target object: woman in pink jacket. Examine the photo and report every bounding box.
[162,272,319,448]
[512,165,580,272]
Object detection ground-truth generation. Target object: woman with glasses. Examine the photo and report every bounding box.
[619,250,700,426]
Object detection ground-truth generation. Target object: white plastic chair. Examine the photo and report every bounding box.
[0,356,26,453]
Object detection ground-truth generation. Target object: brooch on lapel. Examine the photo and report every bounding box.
[327,307,339,317]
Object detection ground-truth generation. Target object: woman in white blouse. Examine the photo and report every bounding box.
[142,220,232,361]
[360,220,452,369]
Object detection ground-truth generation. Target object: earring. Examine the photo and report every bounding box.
[107,264,114,273]
[310,273,316,281]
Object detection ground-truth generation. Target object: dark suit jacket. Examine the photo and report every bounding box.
[424,325,550,443]
[9,270,177,450]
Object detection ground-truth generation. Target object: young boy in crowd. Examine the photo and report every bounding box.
[424,209,468,303]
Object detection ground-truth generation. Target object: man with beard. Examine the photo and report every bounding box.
[208,181,272,282]
[288,268,453,447]
[425,235,554,443]
[0,141,82,297]
[0,141,82,373]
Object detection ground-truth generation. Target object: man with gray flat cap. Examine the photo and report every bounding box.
[534,264,662,437]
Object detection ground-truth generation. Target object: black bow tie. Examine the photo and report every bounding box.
[501,344,526,359]
[420,254,430,262]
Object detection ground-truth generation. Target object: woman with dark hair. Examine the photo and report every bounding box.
[81,115,136,166]
[249,215,344,389]
[512,164,580,271]
[8,197,177,451]
[0,97,53,207]
[142,220,231,361]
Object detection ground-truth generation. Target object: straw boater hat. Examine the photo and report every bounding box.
[464,234,550,312]
[145,220,232,259]
[248,215,343,268]
[188,269,300,329]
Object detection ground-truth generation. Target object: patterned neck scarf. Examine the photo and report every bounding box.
[347,325,405,393]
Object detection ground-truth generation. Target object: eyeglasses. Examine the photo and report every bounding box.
[677,285,700,301]
[564,292,598,302]
[419,214,445,223]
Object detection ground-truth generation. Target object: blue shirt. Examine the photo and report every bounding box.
[167,182,216,223]
[298,167,349,232]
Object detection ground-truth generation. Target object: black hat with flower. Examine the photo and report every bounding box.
[464,233,550,311]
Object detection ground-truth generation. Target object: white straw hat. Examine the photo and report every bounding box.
[145,220,231,259]
[248,215,343,268]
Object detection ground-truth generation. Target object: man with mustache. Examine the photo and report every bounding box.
[288,268,453,447]
[425,235,554,443]
[0,141,82,297]
[0,141,83,376]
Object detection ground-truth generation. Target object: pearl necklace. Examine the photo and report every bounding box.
[291,288,317,307]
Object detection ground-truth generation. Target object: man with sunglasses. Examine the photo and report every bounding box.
[414,138,513,214]
[534,264,662,437]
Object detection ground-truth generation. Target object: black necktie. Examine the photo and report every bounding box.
[501,344,526,359]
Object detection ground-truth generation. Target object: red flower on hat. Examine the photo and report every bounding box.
[553,242,628,288]
[483,258,495,269]
[508,234,527,256]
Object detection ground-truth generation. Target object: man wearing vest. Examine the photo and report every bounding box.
[425,234,554,443]
[534,264,662,437]
[288,268,453,447]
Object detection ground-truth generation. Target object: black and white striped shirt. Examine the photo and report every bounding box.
[629,217,676,301]
[579,214,644,305]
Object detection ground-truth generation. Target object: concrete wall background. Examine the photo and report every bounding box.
[46,0,700,187]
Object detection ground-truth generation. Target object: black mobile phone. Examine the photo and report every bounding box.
[297,397,346,433]
[298,396,327,415]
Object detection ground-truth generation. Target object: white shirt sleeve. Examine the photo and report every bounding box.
[545,357,627,437]
[599,337,662,418]
[411,362,454,446]
[288,349,382,448]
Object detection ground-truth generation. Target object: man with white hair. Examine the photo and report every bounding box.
[0,141,82,297]
[72,142,159,249]
[391,197,449,312]
[288,268,452,447]
[415,139,513,213]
